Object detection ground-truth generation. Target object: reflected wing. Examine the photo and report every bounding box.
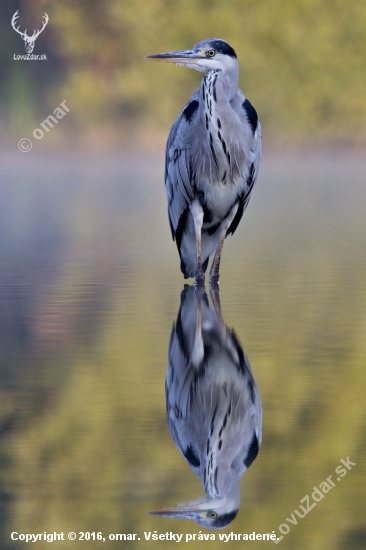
[166,326,202,477]
[165,287,203,478]
[165,92,200,240]
[228,338,263,479]
[166,334,202,477]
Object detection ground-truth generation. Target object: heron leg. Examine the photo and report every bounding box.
[209,285,226,339]
[190,201,205,285]
[209,229,225,284]
[190,286,204,367]
[209,203,239,285]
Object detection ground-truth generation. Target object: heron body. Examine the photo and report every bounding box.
[149,286,262,528]
[147,39,261,283]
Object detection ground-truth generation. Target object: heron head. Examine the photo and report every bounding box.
[149,496,238,530]
[146,38,238,75]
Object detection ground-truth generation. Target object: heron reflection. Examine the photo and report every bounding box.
[150,285,262,529]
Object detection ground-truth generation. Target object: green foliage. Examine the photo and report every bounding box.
[2,1,366,144]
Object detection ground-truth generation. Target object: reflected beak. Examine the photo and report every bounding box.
[148,503,204,520]
[146,49,202,65]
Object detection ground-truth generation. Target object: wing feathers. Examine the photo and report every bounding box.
[165,94,200,238]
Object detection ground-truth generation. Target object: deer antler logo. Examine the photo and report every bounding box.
[11,11,49,54]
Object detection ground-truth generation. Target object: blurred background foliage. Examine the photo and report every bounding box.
[1,0,366,148]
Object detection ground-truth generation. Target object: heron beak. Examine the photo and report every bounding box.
[148,503,204,520]
[146,49,202,65]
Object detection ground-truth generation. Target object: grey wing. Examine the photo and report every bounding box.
[227,97,262,236]
[242,116,261,211]
[229,348,262,478]
[230,427,262,479]
[165,286,205,477]
[165,91,200,240]
[165,322,201,477]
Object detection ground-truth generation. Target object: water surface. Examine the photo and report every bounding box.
[0,151,365,549]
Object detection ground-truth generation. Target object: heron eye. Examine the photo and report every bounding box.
[208,510,217,519]
[207,49,216,57]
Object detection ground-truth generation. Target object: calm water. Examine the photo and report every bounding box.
[0,151,365,549]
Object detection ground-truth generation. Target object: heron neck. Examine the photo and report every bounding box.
[204,461,241,507]
[225,64,239,101]
[201,68,238,109]
[217,466,241,510]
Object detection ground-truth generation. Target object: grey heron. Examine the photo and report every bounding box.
[147,39,261,284]
[149,285,262,529]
